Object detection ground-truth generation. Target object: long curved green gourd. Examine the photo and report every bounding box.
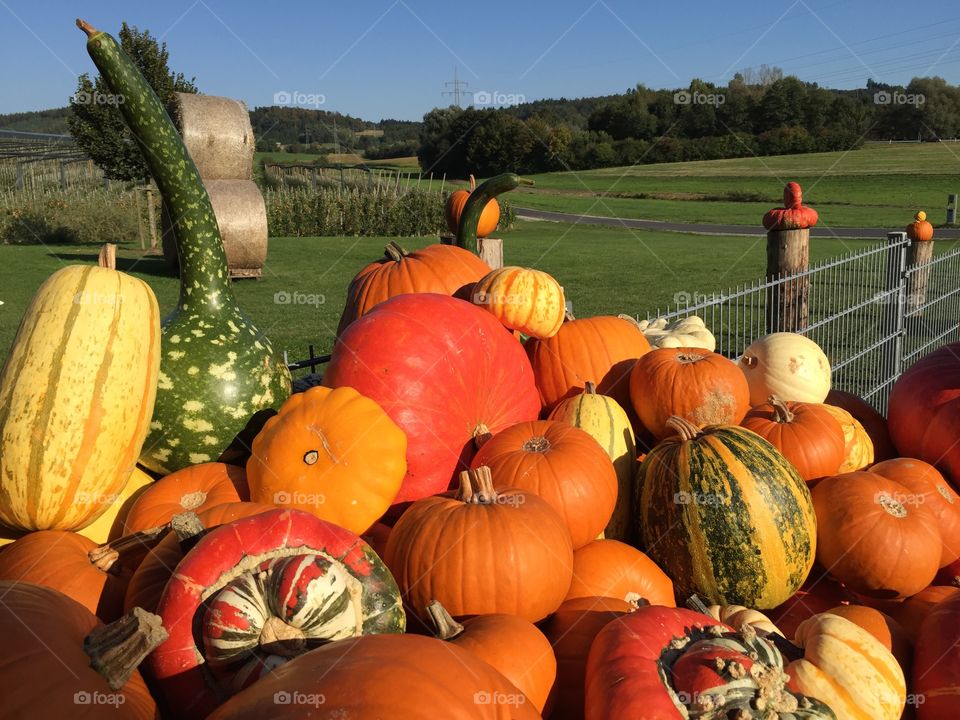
[455,173,533,250]
[78,20,290,474]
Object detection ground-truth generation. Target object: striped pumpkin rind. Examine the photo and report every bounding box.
[0,265,160,532]
[549,384,636,540]
[639,422,816,609]
[471,266,565,339]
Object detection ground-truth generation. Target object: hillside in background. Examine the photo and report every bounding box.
[0,107,71,135]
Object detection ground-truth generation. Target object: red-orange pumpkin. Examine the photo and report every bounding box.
[913,590,960,719]
[812,471,942,598]
[741,396,845,482]
[762,181,818,230]
[629,347,750,439]
[564,540,675,607]
[471,420,618,549]
[872,458,960,567]
[526,315,652,412]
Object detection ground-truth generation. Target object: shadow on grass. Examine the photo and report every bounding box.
[45,252,178,278]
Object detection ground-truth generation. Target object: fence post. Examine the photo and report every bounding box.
[477,238,503,269]
[905,221,935,317]
[765,227,810,333]
[882,232,907,394]
[59,161,67,189]
[146,187,158,249]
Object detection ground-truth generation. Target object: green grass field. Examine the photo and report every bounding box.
[501,142,960,227]
[255,151,419,169]
[3,220,946,370]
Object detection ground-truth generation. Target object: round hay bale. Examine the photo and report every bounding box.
[161,179,267,277]
[169,92,255,180]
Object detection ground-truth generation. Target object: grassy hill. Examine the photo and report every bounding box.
[0,108,71,135]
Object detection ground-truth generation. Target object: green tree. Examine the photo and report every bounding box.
[68,22,197,181]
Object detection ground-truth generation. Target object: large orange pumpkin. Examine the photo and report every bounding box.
[471,420,618,549]
[383,466,574,623]
[543,596,636,720]
[337,241,491,334]
[741,396,845,482]
[564,539,675,607]
[812,471,941,598]
[122,462,248,534]
[629,347,750,439]
[526,315,652,412]
[0,582,160,719]
[425,600,556,713]
[247,386,407,534]
[445,175,501,238]
[872,458,960,567]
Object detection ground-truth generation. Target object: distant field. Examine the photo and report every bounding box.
[516,142,960,227]
[255,151,419,169]
[4,220,950,368]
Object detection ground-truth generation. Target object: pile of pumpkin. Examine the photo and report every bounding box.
[2,226,960,720]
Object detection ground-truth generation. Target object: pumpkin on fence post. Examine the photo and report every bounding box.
[763,182,818,332]
[905,210,936,316]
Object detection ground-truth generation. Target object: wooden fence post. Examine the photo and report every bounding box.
[766,227,810,333]
[146,187,158,249]
[477,238,503,269]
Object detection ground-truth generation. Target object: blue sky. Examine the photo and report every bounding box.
[1,0,958,120]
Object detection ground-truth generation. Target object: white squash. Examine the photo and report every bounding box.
[632,315,716,352]
[738,332,831,405]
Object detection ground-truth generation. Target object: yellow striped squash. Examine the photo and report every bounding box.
[0,247,160,532]
[471,266,565,339]
[549,381,636,540]
[77,466,155,544]
[639,416,816,609]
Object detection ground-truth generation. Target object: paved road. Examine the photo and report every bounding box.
[515,207,960,240]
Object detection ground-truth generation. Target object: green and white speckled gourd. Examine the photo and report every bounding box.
[78,19,290,474]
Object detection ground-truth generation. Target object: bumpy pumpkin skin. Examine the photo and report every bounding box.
[738,332,831,406]
[323,293,541,505]
[548,384,637,540]
[762,182,819,230]
[629,347,750,439]
[812,471,941,598]
[0,581,159,720]
[472,420,618,549]
[526,315,652,412]
[471,266,566,339]
[207,634,539,720]
[788,613,906,720]
[0,264,160,533]
[337,243,491,334]
[247,386,407,534]
[639,419,817,609]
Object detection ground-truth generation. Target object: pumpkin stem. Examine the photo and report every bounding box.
[76,18,98,37]
[84,607,168,690]
[740,354,758,369]
[424,600,465,640]
[686,594,712,616]
[88,524,169,573]
[468,174,476,191]
[564,307,576,321]
[383,241,409,262]
[665,416,702,442]
[473,423,492,450]
[768,396,795,423]
[584,381,597,395]
[457,466,500,505]
[623,592,650,609]
[521,436,552,453]
[259,616,307,658]
[98,243,117,270]
[170,511,207,554]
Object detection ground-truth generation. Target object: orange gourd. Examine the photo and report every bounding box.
[445,175,500,238]
[906,210,934,242]
[564,539,675,607]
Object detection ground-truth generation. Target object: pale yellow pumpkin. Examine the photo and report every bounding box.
[707,604,783,636]
[822,404,874,472]
[76,467,155,544]
[548,381,636,540]
[738,332,831,405]
[787,612,905,720]
[471,266,565,339]
[0,246,160,532]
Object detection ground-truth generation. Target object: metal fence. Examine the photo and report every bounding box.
[639,232,960,414]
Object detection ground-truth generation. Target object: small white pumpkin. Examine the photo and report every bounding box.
[632,315,716,352]
[738,332,831,405]
[707,604,783,636]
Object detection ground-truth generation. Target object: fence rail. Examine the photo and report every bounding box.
[283,232,960,414]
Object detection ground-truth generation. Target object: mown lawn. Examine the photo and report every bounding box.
[2,219,939,371]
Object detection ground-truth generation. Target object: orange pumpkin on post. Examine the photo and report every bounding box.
[247,386,407,535]
[445,174,500,238]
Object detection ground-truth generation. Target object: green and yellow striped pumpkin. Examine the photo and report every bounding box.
[0,246,160,532]
[548,381,636,540]
[639,416,816,609]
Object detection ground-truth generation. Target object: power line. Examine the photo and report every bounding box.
[442,67,469,107]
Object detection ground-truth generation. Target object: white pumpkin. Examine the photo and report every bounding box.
[707,604,783,636]
[738,332,831,405]
[633,315,716,352]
